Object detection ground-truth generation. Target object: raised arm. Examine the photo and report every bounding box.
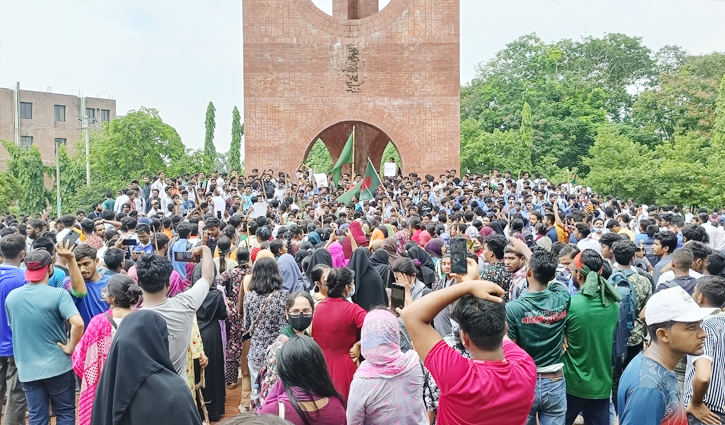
[56,240,86,296]
[508,236,532,262]
[192,245,214,286]
[400,279,503,362]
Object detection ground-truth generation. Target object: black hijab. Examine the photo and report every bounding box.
[91,310,202,425]
[196,288,228,330]
[378,225,389,238]
[370,249,394,288]
[406,245,437,286]
[295,241,313,269]
[347,249,388,311]
[305,248,333,281]
[489,220,507,236]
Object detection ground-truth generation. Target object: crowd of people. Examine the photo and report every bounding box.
[1,165,725,425]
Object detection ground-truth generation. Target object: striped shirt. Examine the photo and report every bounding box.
[684,312,725,414]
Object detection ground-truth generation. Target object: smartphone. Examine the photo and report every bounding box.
[122,239,138,246]
[336,229,346,237]
[450,237,468,274]
[174,251,200,263]
[63,231,80,246]
[391,283,405,313]
[217,211,222,219]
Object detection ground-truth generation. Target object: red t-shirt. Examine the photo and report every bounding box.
[424,339,537,425]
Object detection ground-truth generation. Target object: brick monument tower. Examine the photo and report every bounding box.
[243,0,460,176]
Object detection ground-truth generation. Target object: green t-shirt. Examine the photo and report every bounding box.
[102,199,115,211]
[506,281,571,370]
[562,288,619,399]
[6,284,79,382]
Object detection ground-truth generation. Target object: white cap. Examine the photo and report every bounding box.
[645,286,719,325]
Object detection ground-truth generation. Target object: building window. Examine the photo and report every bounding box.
[101,109,110,123]
[55,138,67,147]
[86,108,96,122]
[54,105,66,122]
[20,136,33,149]
[19,102,32,119]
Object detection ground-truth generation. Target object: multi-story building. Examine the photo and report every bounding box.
[0,82,116,169]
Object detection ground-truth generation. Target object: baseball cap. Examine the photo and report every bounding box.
[137,217,153,226]
[645,286,719,325]
[25,250,53,282]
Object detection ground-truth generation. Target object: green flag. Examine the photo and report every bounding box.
[335,179,362,205]
[359,159,382,201]
[332,131,354,188]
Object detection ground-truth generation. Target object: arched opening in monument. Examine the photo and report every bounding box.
[310,0,392,18]
[302,121,402,178]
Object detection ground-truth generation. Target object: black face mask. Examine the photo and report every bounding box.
[288,314,312,332]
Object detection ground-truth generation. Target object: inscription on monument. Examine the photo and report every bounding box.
[343,44,363,93]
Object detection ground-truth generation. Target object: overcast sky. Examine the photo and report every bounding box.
[2,0,724,155]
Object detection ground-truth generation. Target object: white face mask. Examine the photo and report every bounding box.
[347,283,356,298]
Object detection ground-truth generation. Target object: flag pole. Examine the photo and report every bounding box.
[371,157,398,219]
[352,126,356,178]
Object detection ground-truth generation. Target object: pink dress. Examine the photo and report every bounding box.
[72,311,113,425]
[312,298,366,402]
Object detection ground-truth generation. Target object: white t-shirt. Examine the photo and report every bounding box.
[211,196,227,216]
[657,269,703,286]
[576,236,601,254]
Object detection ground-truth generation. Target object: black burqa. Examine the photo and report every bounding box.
[194,288,228,422]
[305,248,333,281]
[348,249,388,311]
[91,310,202,425]
[370,249,394,289]
[406,245,437,287]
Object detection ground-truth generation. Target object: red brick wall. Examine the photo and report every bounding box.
[243,0,460,176]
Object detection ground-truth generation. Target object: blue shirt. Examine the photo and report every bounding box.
[48,267,66,288]
[64,275,110,327]
[134,243,154,255]
[617,353,687,425]
[0,265,26,357]
[547,227,559,244]
[5,284,79,382]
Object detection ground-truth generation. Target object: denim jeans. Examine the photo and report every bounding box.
[21,369,76,425]
[526,375,567,425]
[248,360,261,388]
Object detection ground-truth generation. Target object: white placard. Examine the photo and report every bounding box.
[248,202,268,219]
[314,173,328,188]
[384,163,397,177]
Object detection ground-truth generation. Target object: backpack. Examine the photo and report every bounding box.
[609,268,637,366]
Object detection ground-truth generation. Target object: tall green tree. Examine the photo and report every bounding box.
[0,172,19,213]
[204,101,217,171]
[583,124,656,203]
[168,149,206,177]
[1,140,48,215]
[85,107,184,184]
[708,75,725,204]
[461,33,656,173]
[305,139,334,175]
[229,107,243,173]
[516,102,533,173]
